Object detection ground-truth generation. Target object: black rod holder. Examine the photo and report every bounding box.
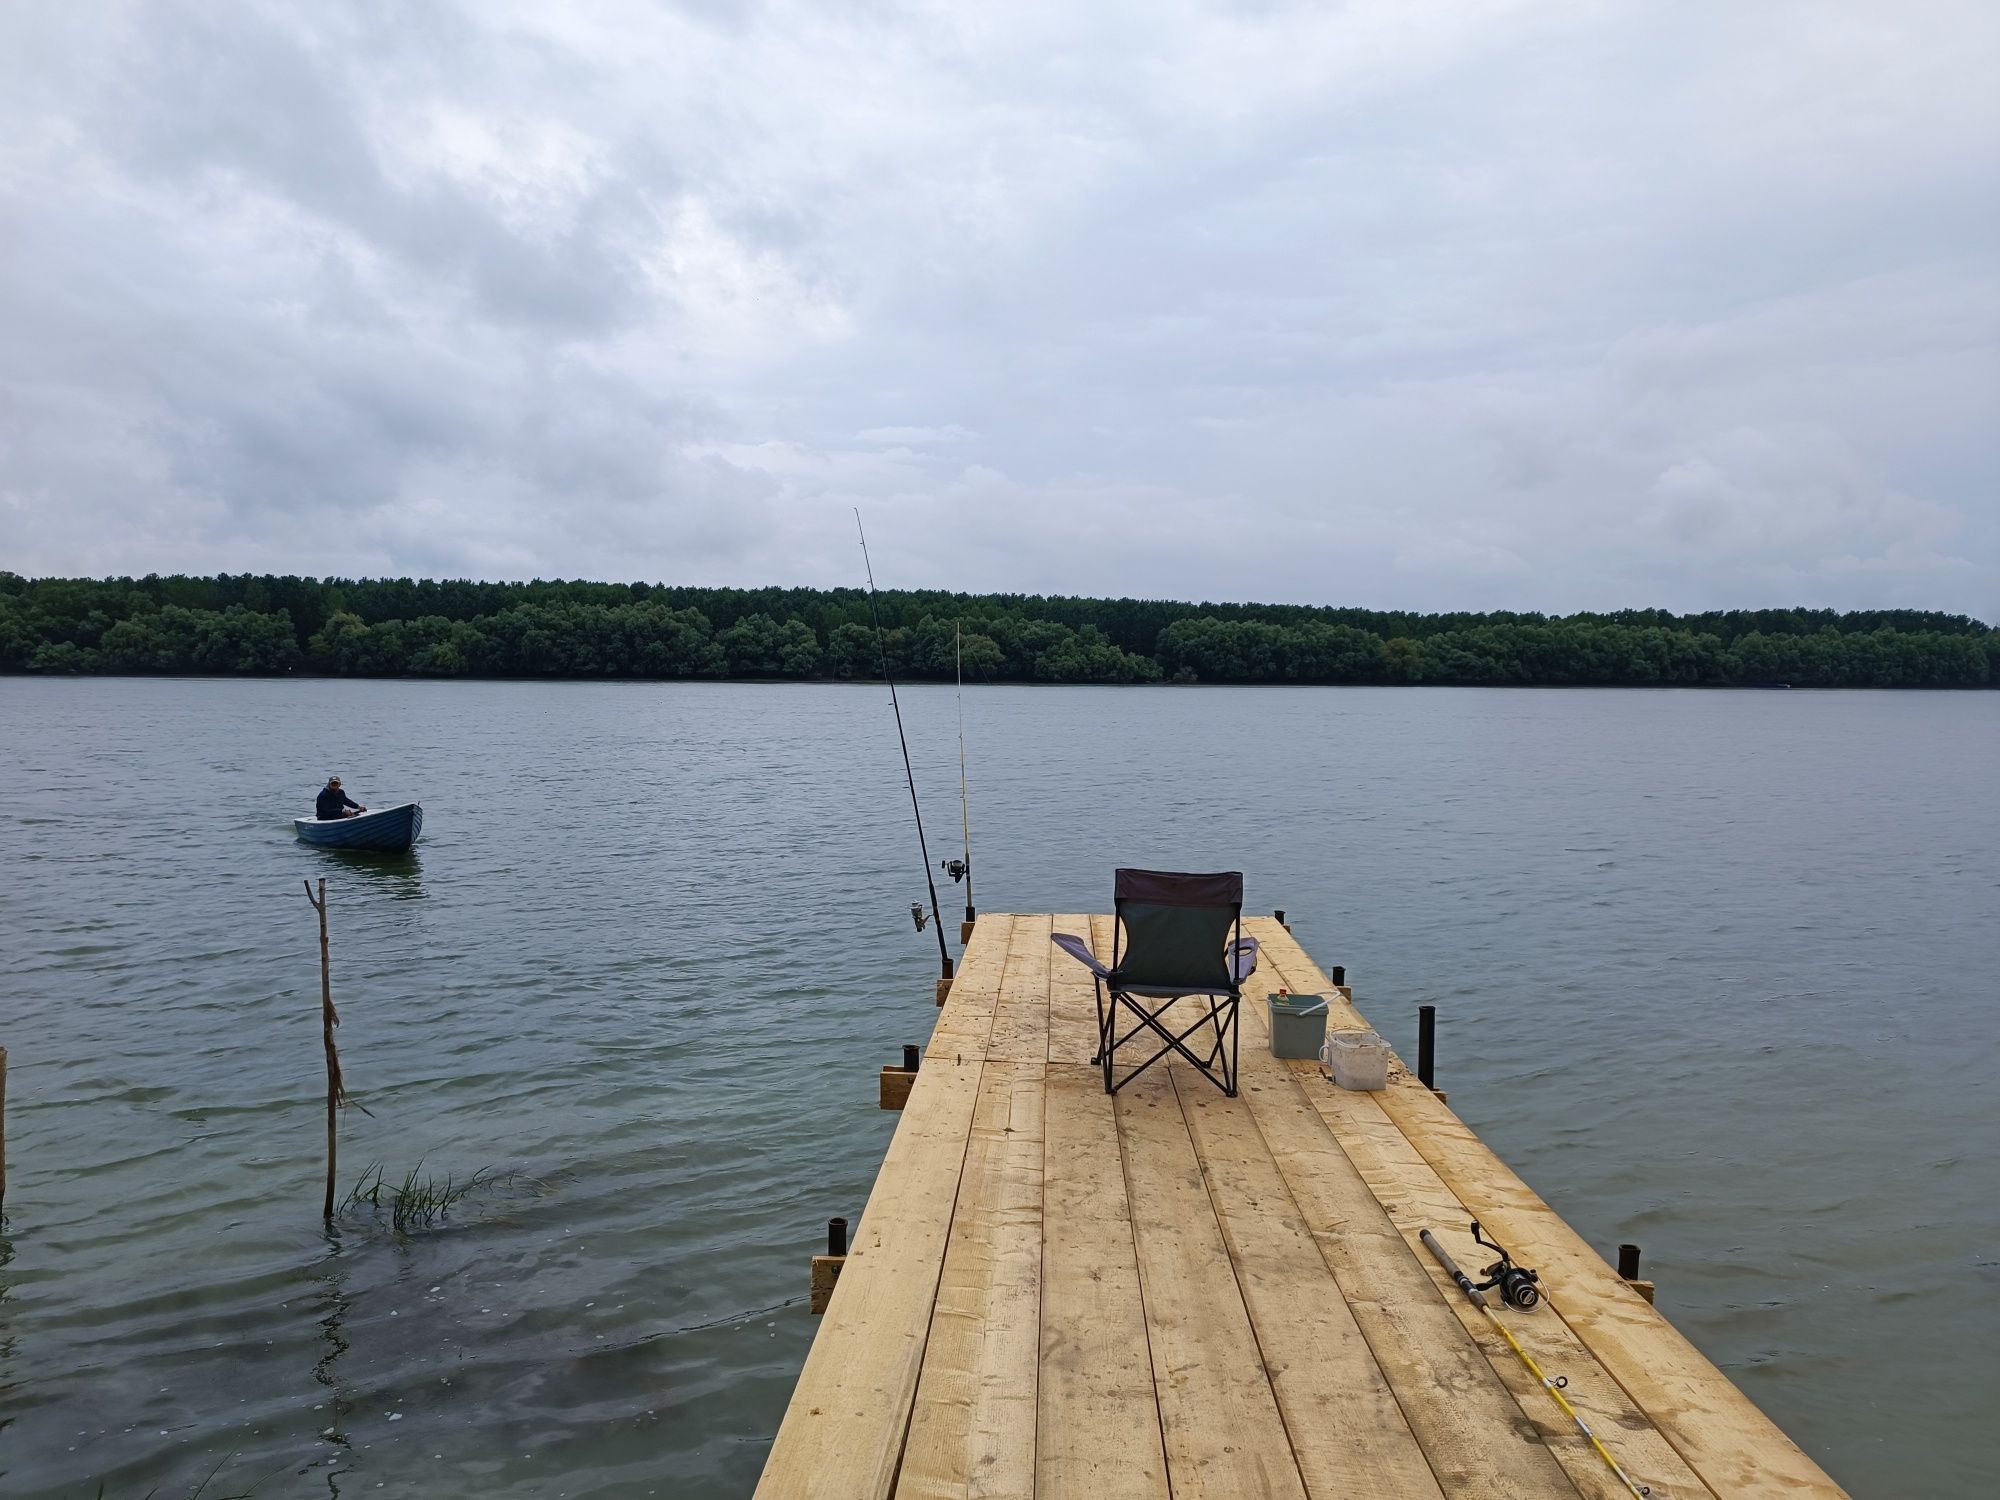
[1330,964,1346,986]
[828,1216,848,1257]
[902,1044,920,1071]
[1618,1243,1641,1281]
[1417,1004,1436,1089]
[1273,908,1287,925]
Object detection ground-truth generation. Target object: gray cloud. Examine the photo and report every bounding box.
[2,0,1995,615]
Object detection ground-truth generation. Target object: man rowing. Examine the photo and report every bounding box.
[315,777,368,820]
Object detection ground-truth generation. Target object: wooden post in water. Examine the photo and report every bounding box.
[1,1044,8,1219]
[303,879,347,1221]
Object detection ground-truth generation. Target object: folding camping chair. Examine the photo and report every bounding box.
[1050,868,1259,1097]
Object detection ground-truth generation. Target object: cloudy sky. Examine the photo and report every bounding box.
[2,1,1995,615]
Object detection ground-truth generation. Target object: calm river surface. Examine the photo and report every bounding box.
[1,678,1995,1498]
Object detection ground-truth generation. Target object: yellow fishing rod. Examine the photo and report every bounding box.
[1421,1225,1651,1498]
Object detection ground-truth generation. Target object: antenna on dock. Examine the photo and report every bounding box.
[856,510,953,984]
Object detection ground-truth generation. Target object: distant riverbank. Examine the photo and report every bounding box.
[5,572,1994,688]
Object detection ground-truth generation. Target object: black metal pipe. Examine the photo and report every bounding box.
[828,1216,848,1257]
[902,1044,920,1071]
[1274,908,1286,925]
[1618,1243,1641,1280]
[1330,964,1345,986]
[1417,1004,1436,1089]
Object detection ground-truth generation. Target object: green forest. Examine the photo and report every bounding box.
[2,572,1994,687]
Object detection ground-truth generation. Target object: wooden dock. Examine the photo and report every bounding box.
[754,915,1847,1500]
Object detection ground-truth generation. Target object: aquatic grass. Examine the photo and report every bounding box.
[339,1160,518,1233]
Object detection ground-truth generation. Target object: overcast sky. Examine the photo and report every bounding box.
[2,1,1995,616]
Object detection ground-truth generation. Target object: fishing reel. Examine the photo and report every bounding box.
[1469,1221,1541,1311]
[910,901,930,932]
[941,858,968,884]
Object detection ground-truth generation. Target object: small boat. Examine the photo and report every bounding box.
[295,801,424,852]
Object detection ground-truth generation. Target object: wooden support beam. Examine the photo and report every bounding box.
[879,1066,916,1111]
[810,1254,846,1314]
[935,977,953,1006]
[961,920,977,944]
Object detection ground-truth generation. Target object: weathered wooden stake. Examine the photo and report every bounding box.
[303,879,347,1222]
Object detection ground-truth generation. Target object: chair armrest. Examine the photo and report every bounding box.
[1051,931,1111,979]
[1228,936,1260,982]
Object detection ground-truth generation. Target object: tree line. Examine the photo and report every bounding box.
[1,572,1993,687]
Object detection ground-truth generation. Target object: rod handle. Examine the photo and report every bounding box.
[1421,1228,1487,1306]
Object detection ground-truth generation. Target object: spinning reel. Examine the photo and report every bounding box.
[1469,1221,1542,1311]
[941,858,968,884]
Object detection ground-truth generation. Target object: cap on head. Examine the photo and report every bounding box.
[329,777,341,785]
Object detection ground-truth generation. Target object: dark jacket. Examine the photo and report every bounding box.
[316,785,360,819]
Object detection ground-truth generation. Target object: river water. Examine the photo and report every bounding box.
[0,678,1994,1498]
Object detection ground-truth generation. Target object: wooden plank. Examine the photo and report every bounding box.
[753,1053,987,1499]
[1247,922,1844,1499]
[1047,912,1101,1066]
[1224,1030,1584,1495]
[1305,1081,1712,1500]
[898,1063,1044,1500]
[1171,1071,1447,1500]
[1038,1064,1171,1500]
[1114,1065,1309,1500]
[1225,956,1589,1496]
[928,914,1014,1063]
[1233,939,1704,1497]
[988,913,1054,1063]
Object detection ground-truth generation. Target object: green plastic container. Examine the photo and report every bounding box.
[1267,992,1330,1059]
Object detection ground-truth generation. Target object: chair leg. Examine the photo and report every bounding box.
[1103,991,1245,1098]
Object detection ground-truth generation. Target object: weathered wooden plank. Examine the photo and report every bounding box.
[1306,1082,1713,1500]
[753,1053,987,1500]
[898,1062,1044,1500]
[1233,939,1704,1497]
[1038,1064,1171,1500]
[1047,912,1101,1066]
[928,913,1014,1063]
[1171,1071,1447,1500]
[1115,1065,1309,1500]
[988,913,1054,1063]
[1225,990,1583,1499]
[1247,922,1844,1499]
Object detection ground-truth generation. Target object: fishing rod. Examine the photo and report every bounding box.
[940,621,975,929]
[1421,1225,1650,1498]
[855,510,953,983]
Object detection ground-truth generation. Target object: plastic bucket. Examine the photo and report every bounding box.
[1267,992,1329,1059]
[1322,1028,1389,1090]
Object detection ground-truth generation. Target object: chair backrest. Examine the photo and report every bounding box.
[1112,868,1243,992]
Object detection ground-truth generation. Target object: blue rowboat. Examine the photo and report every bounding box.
[295,801,424,852]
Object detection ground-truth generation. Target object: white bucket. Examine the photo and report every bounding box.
[1321,1029,1389,1091]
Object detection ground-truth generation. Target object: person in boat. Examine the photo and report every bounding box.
[316,777,367,820]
